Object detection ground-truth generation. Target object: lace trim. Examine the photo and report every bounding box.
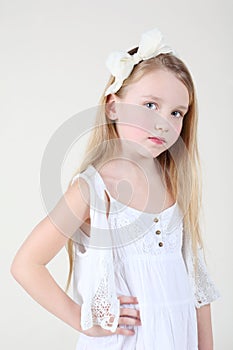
[194,247,221,307]
[182,234,221,308]
[80,256,120,332]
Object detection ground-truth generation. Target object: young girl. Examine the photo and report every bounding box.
[11,28,220,349]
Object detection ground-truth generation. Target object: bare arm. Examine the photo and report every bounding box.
[196,304,214,350]
[10,178,90,332]
[11,177,142,337]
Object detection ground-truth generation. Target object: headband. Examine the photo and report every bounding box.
[104,28,175,96]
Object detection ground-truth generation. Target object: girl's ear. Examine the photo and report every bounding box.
[105,94,118,121]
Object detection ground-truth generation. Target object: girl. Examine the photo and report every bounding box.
[11,28,220,349]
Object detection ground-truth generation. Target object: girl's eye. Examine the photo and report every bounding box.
[145,102,157,110]
[171,111,183,118]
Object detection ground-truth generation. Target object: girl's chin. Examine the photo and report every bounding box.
[148,148,167,159]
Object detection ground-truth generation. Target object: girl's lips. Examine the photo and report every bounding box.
[148,136,166,144]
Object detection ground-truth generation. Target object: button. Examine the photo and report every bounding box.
[158,242,163,247]
[154,217,159,223]
[155,230,161,235]
[198,300,202,304]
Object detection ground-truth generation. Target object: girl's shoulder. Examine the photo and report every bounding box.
[59,174,91,231]
[72,163,120,197]
[71,164,110,213]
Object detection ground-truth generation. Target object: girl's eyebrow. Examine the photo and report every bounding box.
[141,95,189,111]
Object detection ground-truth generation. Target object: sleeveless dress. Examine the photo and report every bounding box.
[71,165,220,350]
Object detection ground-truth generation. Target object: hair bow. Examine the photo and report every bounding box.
[104,28,175,96]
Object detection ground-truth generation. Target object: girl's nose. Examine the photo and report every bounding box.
[153,111,169,132]
[154,122,169,133]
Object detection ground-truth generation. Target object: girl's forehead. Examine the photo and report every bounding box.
[123,69,189,105]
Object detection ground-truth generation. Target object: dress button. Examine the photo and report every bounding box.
[158,242,163,247]
[154,217,159,223]
[155,230,161,235]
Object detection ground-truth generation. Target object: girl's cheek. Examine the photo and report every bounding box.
[171,121,183,135]
[118,125,145,139]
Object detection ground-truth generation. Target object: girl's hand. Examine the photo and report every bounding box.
[80,295,141,337]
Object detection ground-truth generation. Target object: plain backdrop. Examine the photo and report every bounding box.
[1,0,232,349]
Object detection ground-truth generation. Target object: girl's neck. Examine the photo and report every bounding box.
[95,157,171,214]
[97,156,162,182]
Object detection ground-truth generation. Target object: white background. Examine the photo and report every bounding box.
[1,0,232,349]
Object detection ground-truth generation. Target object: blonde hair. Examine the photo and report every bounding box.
[64,50,204,293]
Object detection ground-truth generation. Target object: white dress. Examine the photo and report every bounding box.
[71,165,220,350]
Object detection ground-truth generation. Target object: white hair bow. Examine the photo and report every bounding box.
[104,28,175,96]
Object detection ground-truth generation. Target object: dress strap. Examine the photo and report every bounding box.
[87,164,112,200]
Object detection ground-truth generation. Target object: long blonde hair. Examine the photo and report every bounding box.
[65,51,204,292]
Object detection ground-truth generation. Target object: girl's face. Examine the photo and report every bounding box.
[108,68,190,158]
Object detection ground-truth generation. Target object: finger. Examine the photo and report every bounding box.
[120,308,141,320]
[117,295,138,304]
[118,316,142,326]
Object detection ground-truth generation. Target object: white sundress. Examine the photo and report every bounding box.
[71,165,220,350]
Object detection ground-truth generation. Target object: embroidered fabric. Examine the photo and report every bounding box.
[80,255,120,331]
[182,230,221,308]
[142,221,183,255]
